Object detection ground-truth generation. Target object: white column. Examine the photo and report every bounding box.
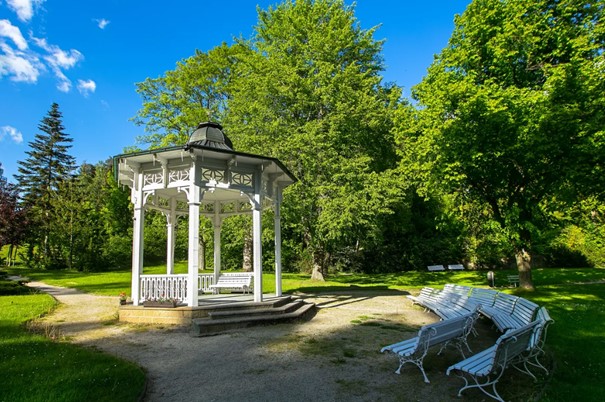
[166,198,176,275]
[213,206,221,284]
[252,172,263,302]
[187,162,201,307]
[274,186,283,297]
[131,169,145,306]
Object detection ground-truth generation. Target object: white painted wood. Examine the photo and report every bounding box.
[187,161,201,307]
[165,198,176,274]
[131,169,145,306]
[208,274,252,294]
[427,265,446,271]
[252,171,263,302]
[213,203,221,285]
[274,186,283,297]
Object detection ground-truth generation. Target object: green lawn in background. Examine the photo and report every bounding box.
[0,292,145,402]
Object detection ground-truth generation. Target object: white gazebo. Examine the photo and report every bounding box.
[114,122,296,307]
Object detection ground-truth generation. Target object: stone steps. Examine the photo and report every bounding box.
[191,296,316,336]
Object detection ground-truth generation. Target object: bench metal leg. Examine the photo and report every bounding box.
[452,372,505,402]
[395,356,431,384]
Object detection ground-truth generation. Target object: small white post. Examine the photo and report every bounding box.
[274,186,283,297]
[213,203,222,285]
[252,171,263,302]
[166,198,176,275]
[131,169,145,306]
[187,161,201,307]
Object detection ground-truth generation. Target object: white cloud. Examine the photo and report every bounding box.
[32,36,83,69]
[0,42,41,82]
[0,125,24,144]
[55,70,71,92]
[0,7,89,93]
[0,19,28,50]
[95,18,110,30]
[6,0,45,23]
[77,79,96,96]
[30,35,83,91]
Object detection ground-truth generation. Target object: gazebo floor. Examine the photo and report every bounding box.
[119,293,316,332]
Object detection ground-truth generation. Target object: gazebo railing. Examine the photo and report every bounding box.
[140,274,216,303]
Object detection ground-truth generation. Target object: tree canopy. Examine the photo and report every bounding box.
[396,0,605,288]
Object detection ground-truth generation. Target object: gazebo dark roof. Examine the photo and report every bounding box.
[186,121,234,151]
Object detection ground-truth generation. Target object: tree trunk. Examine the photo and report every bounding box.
[198,237,206,271]
[515,248,535,290]
[7,244,14,266]
[310,249,326,281]
[242,230,252,272]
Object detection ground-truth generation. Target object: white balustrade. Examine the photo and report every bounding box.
[140,274,216,303]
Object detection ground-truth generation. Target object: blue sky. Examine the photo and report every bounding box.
[0,0,470,182]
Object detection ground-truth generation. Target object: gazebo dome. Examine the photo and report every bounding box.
[186,121,234,150]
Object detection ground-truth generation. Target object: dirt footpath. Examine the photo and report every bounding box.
[29,282,542,402]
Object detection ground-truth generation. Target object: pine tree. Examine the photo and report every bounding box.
[15,103,76,265]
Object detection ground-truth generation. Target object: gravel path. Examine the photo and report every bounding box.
[27,281,530,401]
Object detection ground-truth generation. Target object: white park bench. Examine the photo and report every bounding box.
[208,273,253,294]
[427,264,445,271]
[448,264,465,270]
[381,312,478,383]
[446,320,540,402]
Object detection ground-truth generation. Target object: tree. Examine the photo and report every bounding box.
[132,0,406,277]
[15,103,76,266]
[0,167,28,265]
[396,0,605,288]
[224,0,403,279]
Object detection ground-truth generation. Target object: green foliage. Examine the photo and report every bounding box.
[224,0,405,274]
[47,162,132,271]
[133,43,243,147]
[396,0,605,279]
[0,279,37,295]
[0,294,145,401]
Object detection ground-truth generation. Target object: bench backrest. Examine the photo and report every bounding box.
[512,297,539,325]
[494,321,540,368]
[427,265,445,271]
[492,293,518,315]
[444,284,472,296]
[448,264,465,270]
[469,287,498,307]
[531,307,554,349]
[424,312,476,348]
[216,276,252,285]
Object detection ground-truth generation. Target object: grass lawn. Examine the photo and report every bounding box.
[0,289,146,402]
[6,264,605,401]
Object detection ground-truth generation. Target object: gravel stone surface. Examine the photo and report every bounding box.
[27,281,535,401]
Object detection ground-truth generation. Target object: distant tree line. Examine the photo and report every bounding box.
[1,0,603,289]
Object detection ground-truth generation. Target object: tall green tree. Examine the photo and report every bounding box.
[15,103,76,266]
[0,167,28,266]
[396,0,605,288]
[225,0,403,278]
